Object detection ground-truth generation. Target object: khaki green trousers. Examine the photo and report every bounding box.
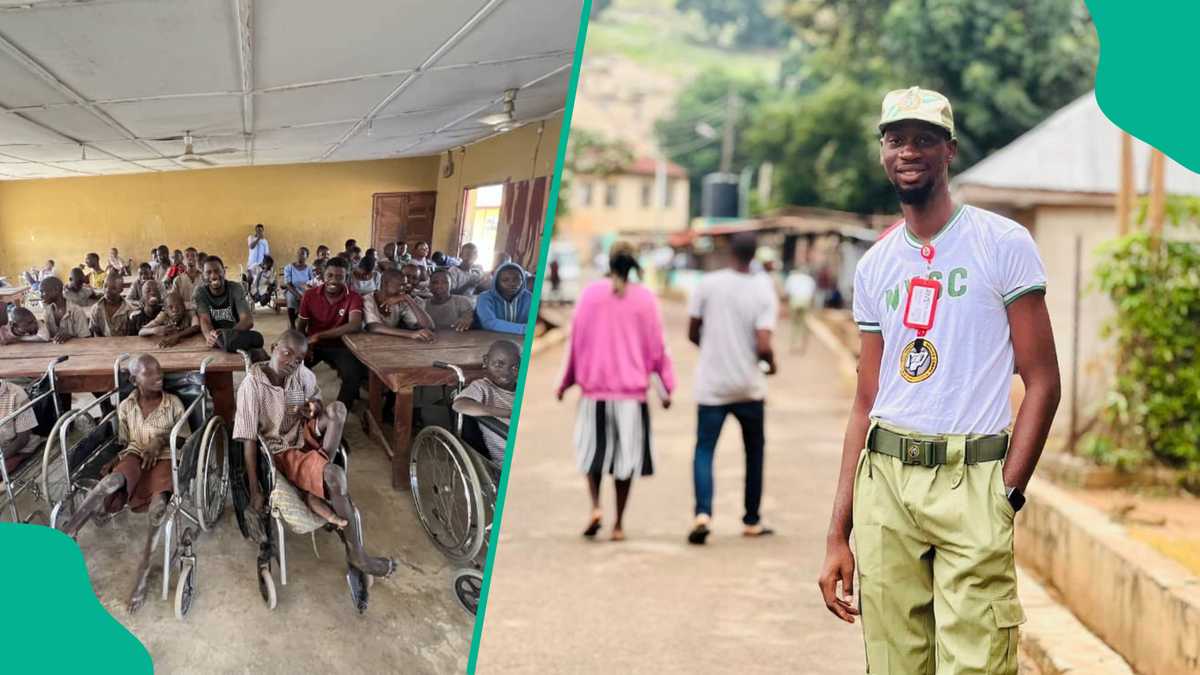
[852,421,1025,674]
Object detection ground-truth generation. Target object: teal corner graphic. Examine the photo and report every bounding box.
[0,524,152,673]
[1089,1,1200,174]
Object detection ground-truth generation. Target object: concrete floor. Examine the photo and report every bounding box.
[18,313,473,674]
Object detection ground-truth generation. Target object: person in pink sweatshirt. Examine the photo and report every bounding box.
[556,242,674,542]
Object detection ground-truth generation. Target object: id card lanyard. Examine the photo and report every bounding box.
[902,242,941,350]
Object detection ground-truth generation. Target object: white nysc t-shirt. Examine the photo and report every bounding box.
[688,268,779,406]
[853,204,1047,435]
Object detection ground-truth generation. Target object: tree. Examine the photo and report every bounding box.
[557,129,635,219]
[654,69,772,216]
[779,0,1098,165]
[676,0,790,49]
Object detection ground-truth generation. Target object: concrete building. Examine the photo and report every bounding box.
[563,156,690,238]
[953,91,1200,444]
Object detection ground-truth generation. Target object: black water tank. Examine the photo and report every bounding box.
[702,173,739,219]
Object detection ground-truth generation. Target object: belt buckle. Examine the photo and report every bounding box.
[902,439,936,467]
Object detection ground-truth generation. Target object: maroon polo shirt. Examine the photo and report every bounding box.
[298,286,364,338]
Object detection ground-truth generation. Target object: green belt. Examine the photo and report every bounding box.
[868,426,1008,467]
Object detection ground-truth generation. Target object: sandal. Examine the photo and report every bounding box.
[582,514,602,538]
[743,525,775,538]
[687,522,710,545]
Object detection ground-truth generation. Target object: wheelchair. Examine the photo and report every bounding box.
[0,356,71,524]
[47,353,231,619]
[230,351,358,611]
[409,361,507,616]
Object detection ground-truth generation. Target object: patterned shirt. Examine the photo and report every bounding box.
[41,301,92,340]
[455,377,514,462]
[0,380,37,446]
[118,392,188,462]
[171,270,202,309]
[232,362,321,454]
[89,298,134,337]
[362,292,420,330]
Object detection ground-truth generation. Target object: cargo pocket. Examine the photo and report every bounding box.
[989,597,1026,674]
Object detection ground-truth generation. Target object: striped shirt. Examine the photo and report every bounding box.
[0,380,37,446]
[118,392,187,462]
[232,362,321,454]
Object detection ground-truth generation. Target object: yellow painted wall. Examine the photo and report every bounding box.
[434,114,563,258]
[0,157,439,282]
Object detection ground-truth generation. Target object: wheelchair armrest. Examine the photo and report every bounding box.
[476,416,509,439]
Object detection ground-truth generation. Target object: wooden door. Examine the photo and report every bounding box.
[371,191,437,252]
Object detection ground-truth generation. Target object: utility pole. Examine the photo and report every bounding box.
[719,88,739,174]
[1148,148,1166,246]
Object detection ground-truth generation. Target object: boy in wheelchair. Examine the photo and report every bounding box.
[234,330,395,593]
[60,353,189,612]
[0,376,39,477]
[451,339,519,464]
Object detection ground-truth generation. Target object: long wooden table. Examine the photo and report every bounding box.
[0,336,245,422]
[342,330,511,490]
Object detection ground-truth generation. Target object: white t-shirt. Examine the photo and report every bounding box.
[785,271,816,308]
[688,268,779,405]
[853,204,1047,435]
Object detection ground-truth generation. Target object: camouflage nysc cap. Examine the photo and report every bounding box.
[879,87,955,139]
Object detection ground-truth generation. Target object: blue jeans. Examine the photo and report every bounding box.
[693,400,765,526]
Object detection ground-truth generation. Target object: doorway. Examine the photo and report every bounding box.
[460,183,504,268]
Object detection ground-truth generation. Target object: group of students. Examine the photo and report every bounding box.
[0,226,534,613]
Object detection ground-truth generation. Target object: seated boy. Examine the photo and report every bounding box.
[64,268,99,307]
[363,269,434,342]
[139,291,198,347]
[83,252,108,289]
[90,273,134,337]
[126,263,159,308]
[234,330,395,610]
[128,283,166,336]
[248,255,277,308]
[446,243,485,295]
[38,277,92,343]
[400,262,433,302]
[0,376,40,476]
[426,269,475,332]
[474,261,531,335]
[452,339,519,463]
[107,248,130,277]
[60,353,188,612]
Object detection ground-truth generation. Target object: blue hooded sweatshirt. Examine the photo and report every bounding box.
[474,261,532,334]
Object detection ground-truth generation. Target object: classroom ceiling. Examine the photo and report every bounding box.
[0,0,581,179]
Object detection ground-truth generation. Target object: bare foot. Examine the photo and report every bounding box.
[127,593,145,615]
[610,528,625,542]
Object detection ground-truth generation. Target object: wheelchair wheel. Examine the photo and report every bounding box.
[453,568,483,616]
[40,413,92,506]
[258,565,277,610]
[194,417,230,531]
[409,427,485,563]
[174,560,195,620]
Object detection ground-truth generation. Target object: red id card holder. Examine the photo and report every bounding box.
[903,276,941,349]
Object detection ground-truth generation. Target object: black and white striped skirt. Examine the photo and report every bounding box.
[573,397,654,480]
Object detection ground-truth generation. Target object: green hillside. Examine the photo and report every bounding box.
[586,0,781,81]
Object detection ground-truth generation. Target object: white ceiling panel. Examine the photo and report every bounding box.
[254,75,409,129]
[103,95,243,139]
[19,107,129,142]
[438,0,583,65]
[254,0,478,88]
[0,0,240,100]
[0,0,576,178]
[386,54,568,114]
[0,112,71,144]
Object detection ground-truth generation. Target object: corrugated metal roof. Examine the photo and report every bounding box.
[953,91,1200,197]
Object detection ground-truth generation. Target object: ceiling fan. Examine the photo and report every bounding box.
[478,89,521,133]
[151,131,239,166]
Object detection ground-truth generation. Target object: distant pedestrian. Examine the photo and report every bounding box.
[687,232,778,544]
[557,241,674,542]
[784,266,817,354]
